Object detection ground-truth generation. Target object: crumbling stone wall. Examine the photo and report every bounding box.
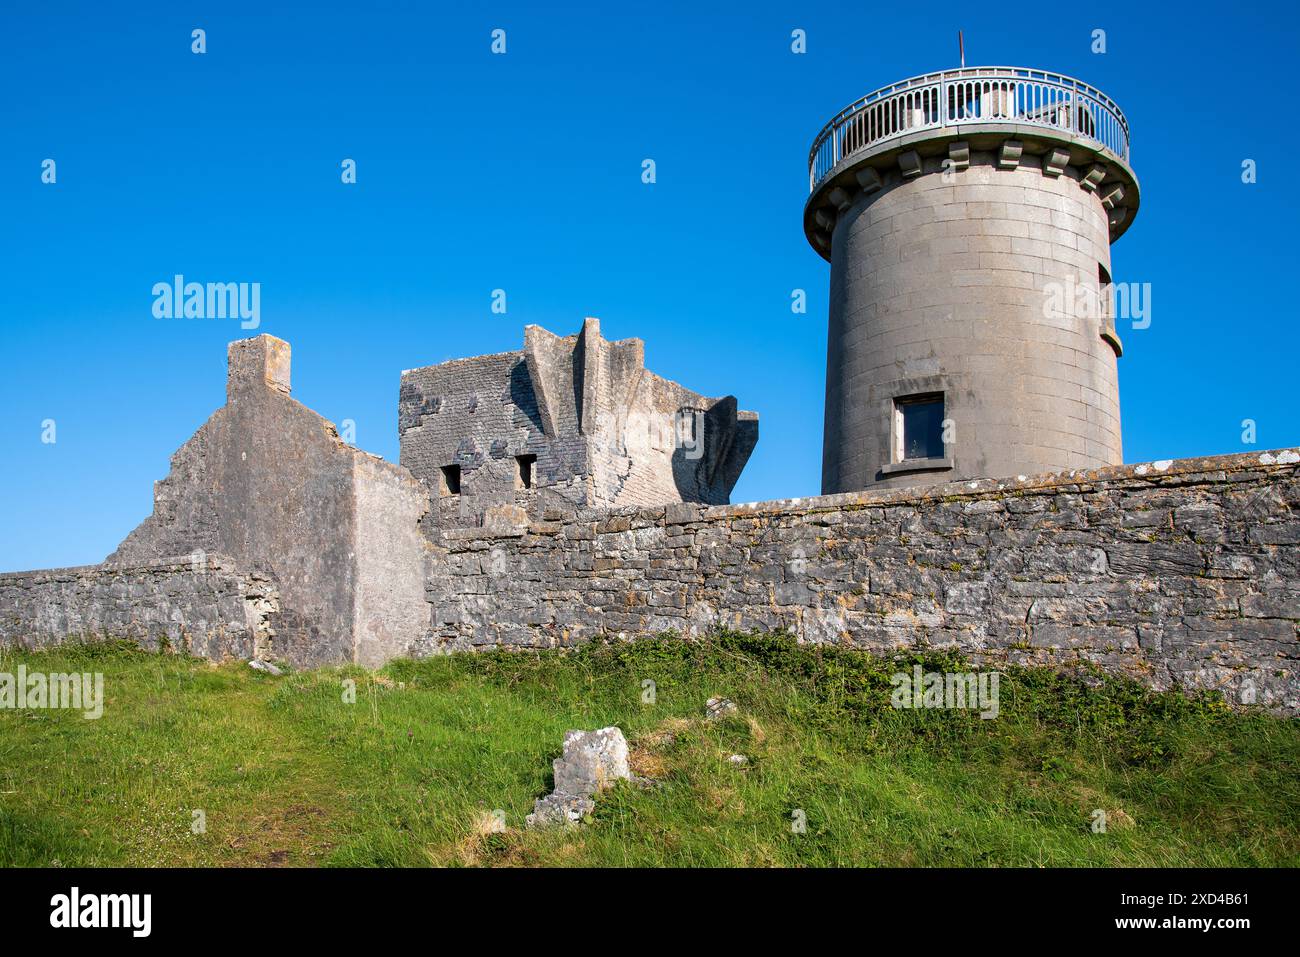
[399,318,758,524]
[108,335,429,667]
[0,555,278,661]
[421,450,1300,712]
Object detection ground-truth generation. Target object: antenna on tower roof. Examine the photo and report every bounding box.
[958,30,965,67]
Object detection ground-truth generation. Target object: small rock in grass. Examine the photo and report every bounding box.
[248,659,282,676]
[526,727,631,827]
[728,754,749,766]
[528,793,596,826]
[706,696,737,719]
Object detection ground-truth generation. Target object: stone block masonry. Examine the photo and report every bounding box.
[822,158,1123,493]
[0,555,279,661]
[422,449,1300,713]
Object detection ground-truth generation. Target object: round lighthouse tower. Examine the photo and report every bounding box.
[805,67,1140,493]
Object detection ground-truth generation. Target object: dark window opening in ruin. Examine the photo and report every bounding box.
[439,464,461,496]
[895,393,945,461]
[516,454,536,490]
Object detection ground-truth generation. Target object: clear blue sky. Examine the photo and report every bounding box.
[2,1,1297,571]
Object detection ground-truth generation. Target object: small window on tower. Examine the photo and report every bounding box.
[894,394,945,462]
[515,454,536,490]
[439,464,461,496]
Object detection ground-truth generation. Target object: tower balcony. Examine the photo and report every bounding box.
[804,67,1140,258]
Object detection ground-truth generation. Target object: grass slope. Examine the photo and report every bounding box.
[1,633,1296,867]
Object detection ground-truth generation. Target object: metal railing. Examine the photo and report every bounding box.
[808,67,1130,193]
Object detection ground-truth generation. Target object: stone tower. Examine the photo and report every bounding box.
[805,67,1140,493]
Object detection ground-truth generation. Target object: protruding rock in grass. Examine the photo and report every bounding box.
[728,754,749,766]
[528,793,596,826]
[248,659,282,676]
[526,727,631,827]
[706,696,737,719]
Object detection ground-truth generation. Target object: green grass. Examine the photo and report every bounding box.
[1,632,1296,867]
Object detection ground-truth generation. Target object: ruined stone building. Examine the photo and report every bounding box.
[399,317,757,522]
[42,320,753,668]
